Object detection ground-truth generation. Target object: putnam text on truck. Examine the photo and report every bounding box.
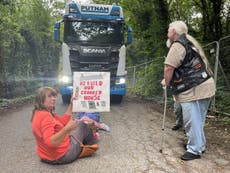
[81,5,109,13]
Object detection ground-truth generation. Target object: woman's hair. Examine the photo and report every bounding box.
[169,20,213,75]
[31,87,57,121]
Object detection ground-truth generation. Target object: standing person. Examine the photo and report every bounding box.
[161,21,215,161]
[31,87,98,165]
[172,101,183,131]
[166,39,183,131]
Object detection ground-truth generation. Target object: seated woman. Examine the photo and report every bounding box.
[31,87,98,165]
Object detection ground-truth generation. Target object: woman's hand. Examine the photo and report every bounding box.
[63,118,78,132]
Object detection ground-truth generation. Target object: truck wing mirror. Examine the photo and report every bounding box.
[54,21,60,42]
[127,26,132,45]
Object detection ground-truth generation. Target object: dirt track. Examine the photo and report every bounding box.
[0,94,229,173]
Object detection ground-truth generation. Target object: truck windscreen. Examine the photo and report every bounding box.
[64,21,124,44]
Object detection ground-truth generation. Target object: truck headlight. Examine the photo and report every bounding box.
[116,77,125,84]
[59,75,71,84]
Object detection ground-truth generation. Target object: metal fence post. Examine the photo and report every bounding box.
[212,41,219,112]
[133,66,136,87]
[219,35,230,89]
[203,41,219,112]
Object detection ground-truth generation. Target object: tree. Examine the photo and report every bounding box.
[0,0,61,98]
[168,0,229,41]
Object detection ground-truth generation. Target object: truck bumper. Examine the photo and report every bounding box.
[110,84,126,95]
[60,85,73,95]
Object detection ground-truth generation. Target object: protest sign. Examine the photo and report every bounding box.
[72,72,110,112]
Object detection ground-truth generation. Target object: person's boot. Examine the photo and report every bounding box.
[181,152,201,161]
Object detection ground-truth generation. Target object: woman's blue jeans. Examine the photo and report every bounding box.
[181,98,211,155]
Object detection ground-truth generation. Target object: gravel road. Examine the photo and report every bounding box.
[0,94,229,173]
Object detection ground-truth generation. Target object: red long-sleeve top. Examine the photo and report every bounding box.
[31,110,71,161]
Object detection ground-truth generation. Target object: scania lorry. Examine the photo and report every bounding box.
[54,2,132,103]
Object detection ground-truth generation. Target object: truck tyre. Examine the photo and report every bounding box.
[62,94,71,104]
[111,95,123,104]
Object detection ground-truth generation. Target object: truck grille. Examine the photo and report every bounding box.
[69,50,119,86]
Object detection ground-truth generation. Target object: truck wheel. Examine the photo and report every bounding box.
[62,94,71,104]
[111,95,123,104]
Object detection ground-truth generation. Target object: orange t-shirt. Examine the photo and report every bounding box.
[31,110,71,161]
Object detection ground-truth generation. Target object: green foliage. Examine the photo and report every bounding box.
[93,0,116,4]
[219,116,230,123]
[0,95,34,109]
[215,89,230,113]
[0,0,60,99]
[130,57,164,98]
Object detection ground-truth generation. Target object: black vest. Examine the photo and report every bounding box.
[170,35,210,94]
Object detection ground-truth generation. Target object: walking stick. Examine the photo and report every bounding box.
[159,86,167,153]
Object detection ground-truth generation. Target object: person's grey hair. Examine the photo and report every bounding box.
[169,20,188,35]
